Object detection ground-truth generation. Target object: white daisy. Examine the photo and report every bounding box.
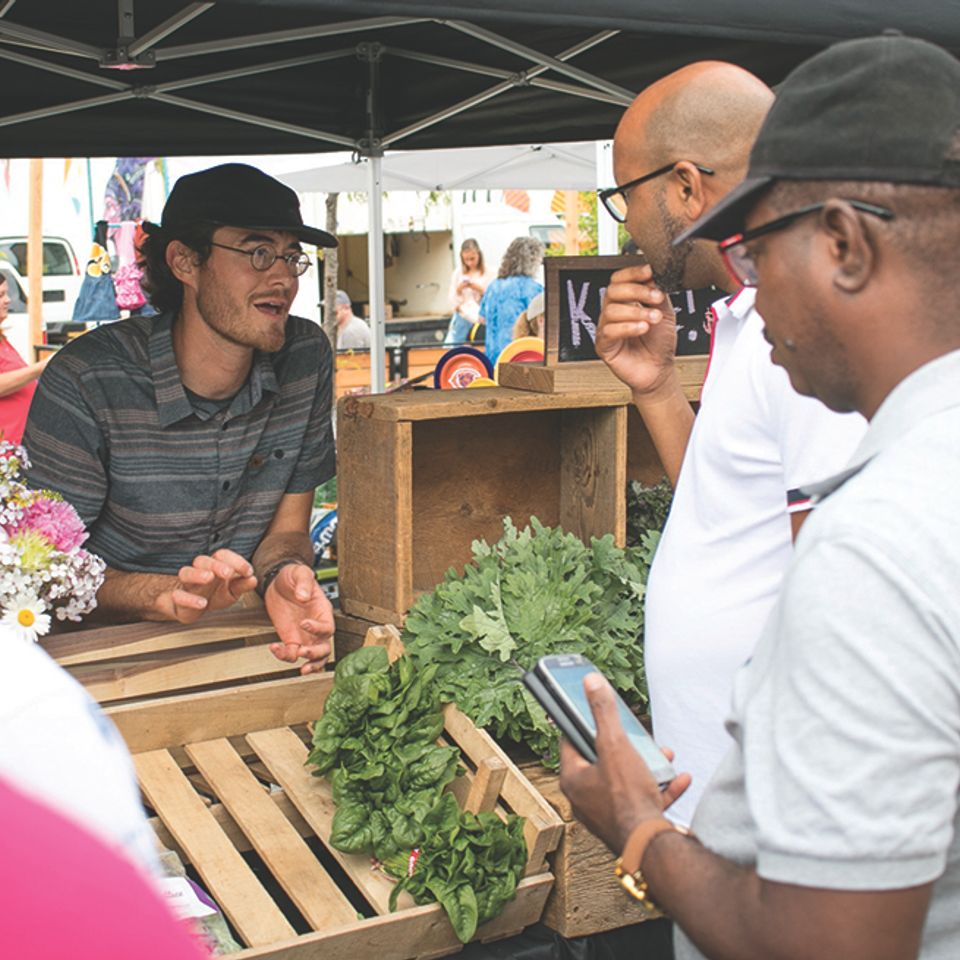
[1,595,51,642]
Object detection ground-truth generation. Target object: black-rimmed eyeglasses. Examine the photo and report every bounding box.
[210,242,312,277]
[718,200,895,288]
[599,162,715,223]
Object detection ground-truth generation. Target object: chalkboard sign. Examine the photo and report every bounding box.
[544,256,716,364]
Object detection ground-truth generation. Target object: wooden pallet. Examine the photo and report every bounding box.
[106,670,564,960]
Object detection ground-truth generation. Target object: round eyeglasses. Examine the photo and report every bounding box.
[718,200,894,288]
[210,241,312,277]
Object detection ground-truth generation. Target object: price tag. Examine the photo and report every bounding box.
[157,877,218,920]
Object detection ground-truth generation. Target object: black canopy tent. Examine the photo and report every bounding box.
[1,0,956,388]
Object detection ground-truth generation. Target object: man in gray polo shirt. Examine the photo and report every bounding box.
[560,35,960,960]
[25,164,337,673]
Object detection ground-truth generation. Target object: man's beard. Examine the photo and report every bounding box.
[651,191,693,293]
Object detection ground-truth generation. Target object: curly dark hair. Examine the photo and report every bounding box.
[139,220,216,314]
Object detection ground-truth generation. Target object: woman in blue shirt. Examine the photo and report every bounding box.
[478,237,543,365]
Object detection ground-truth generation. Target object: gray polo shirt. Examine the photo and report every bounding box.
[23,312,335,575]
[678,349,960,960]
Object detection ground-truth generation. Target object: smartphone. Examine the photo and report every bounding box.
[527,653,676,787]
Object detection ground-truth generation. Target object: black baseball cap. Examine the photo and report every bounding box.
[155,162,337,248]
[676,34,960,244]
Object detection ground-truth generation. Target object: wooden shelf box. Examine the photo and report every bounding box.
[104,672,561,960]
[337,386,630,625]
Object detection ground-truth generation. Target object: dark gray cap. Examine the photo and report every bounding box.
[676,34,960,244]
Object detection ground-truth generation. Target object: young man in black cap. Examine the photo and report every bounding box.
[25,163,337,672]
[561,35,960,960]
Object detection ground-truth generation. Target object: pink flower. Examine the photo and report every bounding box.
[14,497,88,553]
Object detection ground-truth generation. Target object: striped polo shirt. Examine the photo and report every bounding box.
[23,312,335,575]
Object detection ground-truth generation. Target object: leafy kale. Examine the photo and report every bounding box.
[402,518,658,768]
[307,646,461,861]
[626,479,672,548]
[382,793,527,943]
[307,647,528,942]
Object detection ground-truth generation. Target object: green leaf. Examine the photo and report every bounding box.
[436,882,479,944]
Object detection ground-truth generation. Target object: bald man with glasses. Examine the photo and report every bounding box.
[25,164,338,673]
[595,63,866,826]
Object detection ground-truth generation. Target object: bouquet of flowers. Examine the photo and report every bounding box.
[0,443,105,642]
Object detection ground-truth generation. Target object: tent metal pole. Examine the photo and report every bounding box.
[595,141,619,255]
[154,48,354,92]
[442,20,633,102]
[0,91,133,128]
[382,30,618,146]
[0,20,100,58]
[367,152,386,394]
[0,46,129,89]
[156,16,421,61]
[527,77,632,106]
[387,46,628,106]
[361,41,387,394]
[128,2,214,58]
[150,93,356,147]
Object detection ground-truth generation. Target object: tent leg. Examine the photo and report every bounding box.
[367,152,386,394]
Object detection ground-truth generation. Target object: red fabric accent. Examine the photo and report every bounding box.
[0,777,206,960]
[0,338,37,444]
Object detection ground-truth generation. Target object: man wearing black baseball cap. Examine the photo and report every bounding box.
[562,34,960,960]
[25,164,339,672]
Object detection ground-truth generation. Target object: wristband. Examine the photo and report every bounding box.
[614,818,689,913]
[256,559,305,599]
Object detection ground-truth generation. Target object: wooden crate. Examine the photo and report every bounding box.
[521,765,656,938]
[337,386,629,625]
[106,672,564,960]
[364,623,648,939]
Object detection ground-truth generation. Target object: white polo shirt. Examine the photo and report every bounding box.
[644,288,866,827]
[680,349,960,960]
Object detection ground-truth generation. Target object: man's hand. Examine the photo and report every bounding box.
[596,264,678,398]
[154,549,257,624]
[559,672,691,853]
[264,562,334,674]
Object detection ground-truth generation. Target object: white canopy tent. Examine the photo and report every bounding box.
[280,140,616,390]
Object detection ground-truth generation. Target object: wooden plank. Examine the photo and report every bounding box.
[338,385,632,423]
[498,360,632,398]
[499,356,705,403]
[522,765,649,937]
[70,641,296,704]
[338,597,405,627]
[107,673,332,754]
[410,413,562,596]
[463,757,507,815]
[150,788,313,856]
[338,414,413,623]
[135,749,294,947]
[442,703,563,872]
[559,405,626,549]
[186,738,358,933]
[236,874,553,960]
[247,726,411,915]
[42,608,276,666]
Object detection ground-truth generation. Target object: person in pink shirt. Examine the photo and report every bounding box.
[0,274,48,443]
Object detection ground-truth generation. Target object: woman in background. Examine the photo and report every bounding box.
[478,237,543,365]
[444,238,490,346]
[0,274,48,443]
